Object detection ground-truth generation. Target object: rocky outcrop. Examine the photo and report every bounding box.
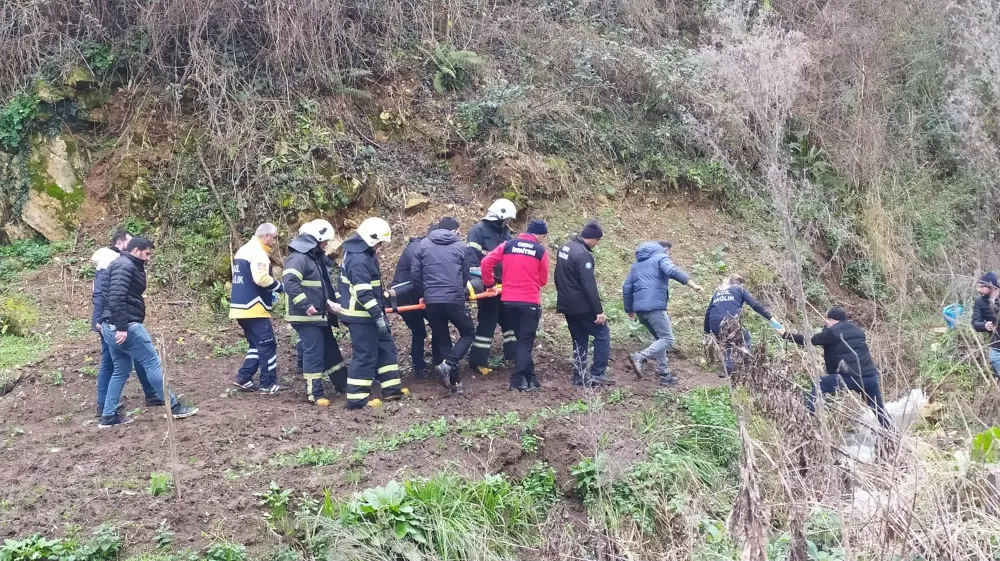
[21,134,85,241]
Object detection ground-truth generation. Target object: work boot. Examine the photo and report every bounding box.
[588,375,615,387]
[470,363,492,376]
[526,375,541,392]
[659,373,677,386]
[435,363,453,390]
[382,388,410,403]
[412,369,430,380]
[572,376,585,387]
[451,381,465,396]
[509,374,529,392]
[629,353,645,380]
[259,383,289,395]
[98,412,133,429]
[171,404,199,419]
[233,380,256,392]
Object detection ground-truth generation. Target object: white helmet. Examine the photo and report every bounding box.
[356,217,392,247]
[301,219,335,243]
[485,198,517,221]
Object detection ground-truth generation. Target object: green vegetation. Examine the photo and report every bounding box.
[273,445,342,468]
[147,473,173,497]
[0,524,120,561]
[0,335,48,369]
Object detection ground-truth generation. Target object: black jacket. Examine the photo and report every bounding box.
[338,234,386,324]
[971,294,1000,350]
[282,234,337,325]
[704,285,772,334]
[555,236,603,316]
[786,320,879,378]
[391,236,424,305]
[104,253,148,328]
[412,229,470,305]
[466,219,511,280]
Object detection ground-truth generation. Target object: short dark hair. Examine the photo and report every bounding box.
[826,306,849,322]
[438,216,460,231]
[110,229,130,247]
[127,236,155,252]
[659,241,672,249]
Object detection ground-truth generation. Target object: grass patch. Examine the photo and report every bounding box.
[212,339,249,358]
[0,335,48,369]
[0,293,40,336]
[273,445,343,467]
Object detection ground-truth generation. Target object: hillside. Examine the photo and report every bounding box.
[2,0,1000,560]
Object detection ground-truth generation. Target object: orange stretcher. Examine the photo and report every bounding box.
[384,285,502,314]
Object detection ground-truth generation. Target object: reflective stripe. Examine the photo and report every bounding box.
[347,378,373,387]
[346,392,370,400]
[371,280,382,287]
[381,378,402,388]
[468,241,484,252]
[502,330,515,336]
[301,280,322,287]
[324,362,345,374]
[303,372,323,380]
[353,283,373,291]
[472,342,492,348]
[341,276,351,285]
[362,299,378,310]
[339,309,371,318]
[283,269,303,280]
[286,314,326,322]
[292,293,307,304]
[377,364,399,374]
[504,337,517,343]
[475,336,492,342]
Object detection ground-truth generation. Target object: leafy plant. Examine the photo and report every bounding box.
[520,430,542,454]
[154,522,174,551]
[203,542,248,561]
[429,43,483,93]
[44,369,64,386]
[0,91,40,151]
[256,481,293,521]
[294,445,341,467]
[606,387,633,405]
[520,462,558,510]
[677,388,739,468]
[972,427,1000,463]
[341,480,428,545]
[148,472,174,497]
[841,259,890,300]
[212,339,249,358]
[0,294,40,337]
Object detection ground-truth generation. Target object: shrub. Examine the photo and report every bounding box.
[148,472,173,497]
[0,294,39,336]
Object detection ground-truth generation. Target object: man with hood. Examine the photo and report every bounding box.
[282,220,345,406]
[466,198,518,375]
[703,273,781,377]
[623,241,702,385]
[412,217,473,394]
[390,222,442,378]
[971,272,1000,379]
[481,219,550,392]
[338,217,407,409]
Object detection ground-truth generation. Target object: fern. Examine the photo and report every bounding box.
[430,43,483,93]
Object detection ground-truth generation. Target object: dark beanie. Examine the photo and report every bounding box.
[826,306,849,322]
[438,216,460,231]
[580,221,603,240]
[979,272,999,289]
[527,219,548,235]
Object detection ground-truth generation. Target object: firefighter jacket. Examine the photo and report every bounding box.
[466,219,511,280]
[337,234,386,324]
[282,234,336,325]
[229,236,282,319]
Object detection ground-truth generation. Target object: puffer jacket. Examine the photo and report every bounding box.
[412,229,470,305]
[104,252,148,328]
[91,247,121,330]
[971,294,1000,350]
[282,234,336,325]
[338,234,387,324]
[622,242,690,314]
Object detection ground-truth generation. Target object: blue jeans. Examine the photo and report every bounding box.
[990,349,1000,379]
[636,310,674,375]
[100,322,178,418]
[97,334,158,411]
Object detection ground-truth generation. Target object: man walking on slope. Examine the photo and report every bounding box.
[92,230,160,417]
[555,221,612,387]
[623,241,703,386]
[466,198,518,375]
[412,217,474,394]
[282,220,345,406]
[703,274,781,377]
[230,223,287,394]
[481,219,550,392]
[99,237,199,428]
[971,272,1000,380]
[391,222,442,378]
[339,217,407,409]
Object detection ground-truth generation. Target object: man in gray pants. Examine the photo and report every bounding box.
[622,241,702,385]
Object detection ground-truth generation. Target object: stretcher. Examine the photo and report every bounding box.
[384,285,502,314]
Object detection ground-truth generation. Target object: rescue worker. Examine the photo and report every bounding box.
[481,219,550,392]
[555,221,611,387]
[92,230,160,417]
[339,217,407,409]
[411,217,473,394]
[282,220,345,406]
[783,307,894,430]
[230,223,287,393]
[466,198,518,374]
[99,237,198,428]
[623,241,703,385]
[390,222,442,378]
[971,272,1000,379]
[703,274,780,377]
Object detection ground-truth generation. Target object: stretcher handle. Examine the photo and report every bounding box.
[385,298,426,314]
[470,285,502,300]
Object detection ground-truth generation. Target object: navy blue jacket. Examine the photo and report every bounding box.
[555,236,602,316]
[412,229,470,305]
[786,321,879,378]
[704,285,772,334]
[971,294,1000,350]
[391,237,423,305]
[622,242,690,314]
[466,219,511,280]
[338,234,386,324]
[104,253,148,328]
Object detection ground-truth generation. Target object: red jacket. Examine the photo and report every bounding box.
[481,233,549,304]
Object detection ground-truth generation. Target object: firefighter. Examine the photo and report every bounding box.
[282,220,346,406]
[466,198,518,375]
[339,217,407,409]
[481,219,550,392]
[230,223,287,394]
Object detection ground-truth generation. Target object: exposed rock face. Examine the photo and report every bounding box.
[20,134,85,241]
[404,194,431,214]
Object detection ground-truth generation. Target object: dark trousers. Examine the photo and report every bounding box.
[400,310,442,372]
[345,322,403,409]
[426,303,476,384]
[505,302,541,384]
[236,318,279,388]
[564,313,610,382]
[712,328,751,376]
[294,323,346,402]
[806,373,894,430]
[469,296,516,367]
